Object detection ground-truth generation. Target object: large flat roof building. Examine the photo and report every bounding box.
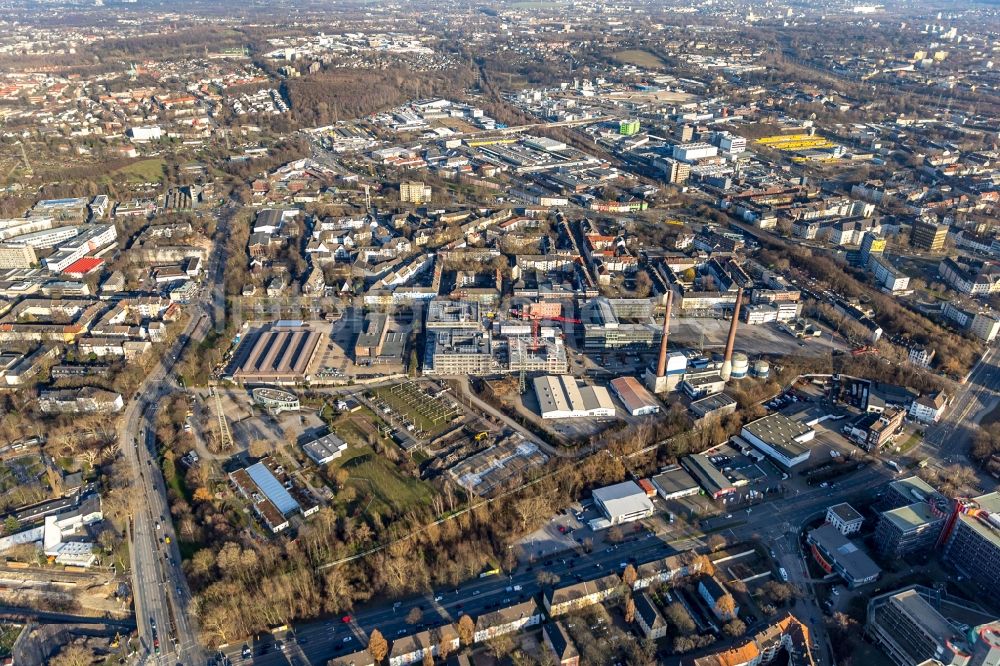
[609,376,660,416]
[681,453,736,499]
[740,413,816,468]
[592,481,654,525]
[807,523,881,588]
[533,375,615,419]
[231,321,325,385]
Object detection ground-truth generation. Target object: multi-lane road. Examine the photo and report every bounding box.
[121,313,209,666]
[922,345,999,458]
[121,208,232,665]
[209,460,894,666]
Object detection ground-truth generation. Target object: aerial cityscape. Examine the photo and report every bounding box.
[0,0,998,665]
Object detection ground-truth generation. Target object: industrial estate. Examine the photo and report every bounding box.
[0,0,998,665]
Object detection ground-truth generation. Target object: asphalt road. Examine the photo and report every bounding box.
[922,345,999,458]
[216,463,895,666]
[122,313,209,666]
[122,209,231,666]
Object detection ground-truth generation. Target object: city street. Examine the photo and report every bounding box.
[214,462,894,666]
[922,346,1000,458]
[119,209,230,666]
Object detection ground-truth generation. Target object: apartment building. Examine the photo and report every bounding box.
[911,218,948,252]
[544,573,621,616]
[0,243,36,269]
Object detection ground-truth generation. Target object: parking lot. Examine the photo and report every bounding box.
[671,318,851,357]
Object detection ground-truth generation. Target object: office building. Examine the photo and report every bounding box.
[659,157,691,184]
[251,387,300,414]
[859,232,886,264]
[826,503,864,536]
[910,218,948,252]
[869,256,910,293]
[882,476,940,510]
[874,502,945,559]
[592,481,654,525]
[909,392,948,423]
[423,328,495,375]
[807,523,881,588]
[508,337,568,375]
[942,492,1000,606]
[714,131,747,154]
[971,312,1000,343]
[619,119,640,136]
[867,585,1000,666]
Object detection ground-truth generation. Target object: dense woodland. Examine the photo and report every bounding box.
[282,65,477,128]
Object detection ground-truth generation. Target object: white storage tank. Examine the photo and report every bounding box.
[752,359,770,378]
[731,352,749,379]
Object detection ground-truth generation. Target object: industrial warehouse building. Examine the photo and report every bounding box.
[533,375,616,419]
[231,321,325,385]
[739,413,816,468]
[592,481,654,525]
[609,376,660,416]
[682,453,736,499]
[651,465,700,500]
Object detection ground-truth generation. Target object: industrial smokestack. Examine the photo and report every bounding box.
[720,287,744,382]
[656,290,674,378]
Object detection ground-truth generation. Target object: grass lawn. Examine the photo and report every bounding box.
[613,49,666,69]
[112,158,165,183]
[896,431,923,455]
[332,446,437,515]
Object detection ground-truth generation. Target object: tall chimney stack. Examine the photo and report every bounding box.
[656,290,673,378]
[720,287,743,381]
